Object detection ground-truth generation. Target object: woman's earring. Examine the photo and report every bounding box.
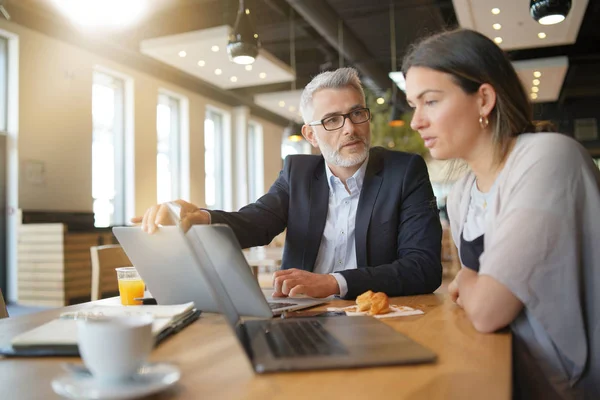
[479,115,489,129]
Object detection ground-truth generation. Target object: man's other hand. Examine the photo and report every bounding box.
[272,268,340,298]
[131,199,210,234]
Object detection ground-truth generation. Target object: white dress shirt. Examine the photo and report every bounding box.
[312,159,368,297]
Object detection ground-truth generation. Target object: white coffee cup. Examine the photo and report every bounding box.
[77,314,154,383]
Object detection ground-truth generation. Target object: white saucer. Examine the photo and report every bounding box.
[52,362,180,400]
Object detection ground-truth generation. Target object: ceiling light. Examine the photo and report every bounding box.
[389,105,404,127]
[283,121,303,143]
[530,0,571,25]
[533,79,540,85]
[245,65,253,71]
[493,23,502,30]
[533,71,542,78]
[388,71,406,91]
[491,8,501,15]
[227,0,260,65]
[51,0,147,29]
[230,76,238,82]
[178,50,187,57]
[215,69,222,75]
[376,97,385,105]
[288,106,296,112]
[538,32,547,39]
[494,37,503,44]
[531,93,538,99]
[197,60,205,67]
[211,45,219,52]
[259,72,267,79]
[532,86,539,93]
[278,101,285,107]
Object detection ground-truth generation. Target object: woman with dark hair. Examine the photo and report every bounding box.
[402,29,599,399]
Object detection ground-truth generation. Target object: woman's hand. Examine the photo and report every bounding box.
[448,269,462,305]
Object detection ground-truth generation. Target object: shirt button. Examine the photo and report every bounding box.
[341,231,344,235]
[345,200,349,205]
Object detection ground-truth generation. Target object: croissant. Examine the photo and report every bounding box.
[368,292,390,315]
[356,290,374,311]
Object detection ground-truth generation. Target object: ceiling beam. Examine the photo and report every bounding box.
[284,0,409,111]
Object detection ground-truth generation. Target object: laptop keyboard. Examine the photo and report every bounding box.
[268,302,298,310]
[264,320,348,358]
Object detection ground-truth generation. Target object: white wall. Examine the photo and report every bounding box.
[0,19,286,215]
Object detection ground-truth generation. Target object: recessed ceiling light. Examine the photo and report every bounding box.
[530,93,538,100]
[493,23,502,30]
[259,72,267,79]
[215,68,222,75]
[491,8,500,15]
[538,32,547,39]
[288,106,296,112]
[245,65,253,71]
[376,97,385,105]
[197,60,205,67]
[254,34,258,39]
[230,76,238,82]
[211,45,219,52]
[494,37,503,44]
[245,8,250,14]
[278,101,285,107]
[178,50,186,57]
[533,71,542,78]
[532,86,539,93]
[533,79,540,86]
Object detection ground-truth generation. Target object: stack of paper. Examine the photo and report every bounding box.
[3,302,199,357]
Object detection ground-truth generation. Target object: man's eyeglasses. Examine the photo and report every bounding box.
[308,107,371,131]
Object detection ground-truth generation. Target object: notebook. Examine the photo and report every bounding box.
[1,302,200,357]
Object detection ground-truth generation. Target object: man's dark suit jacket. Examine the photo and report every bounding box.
[209,146,442,299]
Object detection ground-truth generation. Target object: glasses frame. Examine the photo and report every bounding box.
[307,107,371,131]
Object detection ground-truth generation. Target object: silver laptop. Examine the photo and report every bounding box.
[186,224,437,373]
[112,226,328,316]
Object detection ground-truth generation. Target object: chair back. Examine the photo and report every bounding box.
[0,288,8,319]
[90,244,132,301]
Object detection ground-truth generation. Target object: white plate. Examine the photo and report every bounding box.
[52,362,180,400]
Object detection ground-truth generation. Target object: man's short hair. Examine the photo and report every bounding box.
[299,67,365,123]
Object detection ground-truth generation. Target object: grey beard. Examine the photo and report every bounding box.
[319,137,370,167]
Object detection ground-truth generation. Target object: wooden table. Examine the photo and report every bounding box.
[0,294,511,399]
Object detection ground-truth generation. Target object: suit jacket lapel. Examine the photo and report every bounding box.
[303,161,329,271]
[355,150,384,266]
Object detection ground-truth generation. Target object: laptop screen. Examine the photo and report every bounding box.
[175,224,256,356]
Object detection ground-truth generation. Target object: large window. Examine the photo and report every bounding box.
[282,135,311,159]
[92,71,125,227]
[247,121,264,202]
[0,36,7,132]
[156,93,181,204]
[204,109,225,209]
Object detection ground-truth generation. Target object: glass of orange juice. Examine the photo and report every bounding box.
[115,267,145,306]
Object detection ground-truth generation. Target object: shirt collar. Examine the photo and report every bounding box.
[324,156,369,194]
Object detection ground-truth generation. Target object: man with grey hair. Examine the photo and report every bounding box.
[135,67,442,299]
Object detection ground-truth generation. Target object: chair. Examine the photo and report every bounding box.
[441,226,461,278]
[90,244,132,301]
[0,288,8,319]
